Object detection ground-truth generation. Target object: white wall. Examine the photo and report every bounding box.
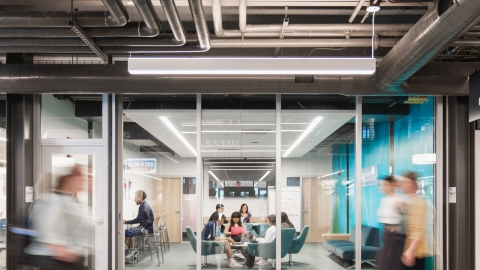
[41,94,89,139]
[281,152,332,183]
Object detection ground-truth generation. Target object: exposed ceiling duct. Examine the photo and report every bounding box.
[0,62,473,95]
[0,0,129,27]
[375,0,480,92]
[132,0,162,36]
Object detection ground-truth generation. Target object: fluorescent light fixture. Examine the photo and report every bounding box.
[418,175,434,180]
[127,172,162,181]
[128,58,376,75]
[0,137,6,141]
[412,153,436,164]
[283,116,323,157]
[204,162,275,164]
[318,170,345,179]
[366,5,380,12]
[210,165,273,168]
[159,116,197,156]
[258,171,271,181]
[0,160,6,163]
[211,169,273,171]
[208,171,220,181]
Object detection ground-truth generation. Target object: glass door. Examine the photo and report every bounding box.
[40,145,107,270]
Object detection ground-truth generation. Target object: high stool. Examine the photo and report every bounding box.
[142,233,161,267]
[159,213,170,252]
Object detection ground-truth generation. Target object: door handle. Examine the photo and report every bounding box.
[175,210,181,213]
[93,219,104,225]
[302,210,308,213]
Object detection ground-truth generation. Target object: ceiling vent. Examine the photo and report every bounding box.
[294,75,315,84]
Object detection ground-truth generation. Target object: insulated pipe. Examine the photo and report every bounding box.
[0,1,128,27]
[0,63,472,95]
[160,0,186,43]
[189,0,210,50]
[239,0,247,32]
[133,0,162,36]
[348,0,368,23]
[212,0,226,35]
[375,0,480,92]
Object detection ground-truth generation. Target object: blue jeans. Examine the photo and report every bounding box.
[125,227,150,238]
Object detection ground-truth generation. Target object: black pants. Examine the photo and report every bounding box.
[34,256,86,270]
[402,257,426,270]
[376,230,406,270]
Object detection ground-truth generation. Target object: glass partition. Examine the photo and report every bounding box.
[361,96,436,270]
[280,95,357,269]
[201,95,276,269]
[41,94,103,139]
[122,95,197,268]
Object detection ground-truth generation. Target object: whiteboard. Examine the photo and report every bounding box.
[268,186,302,232]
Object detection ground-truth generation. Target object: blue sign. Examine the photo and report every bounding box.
[125,158,157,173]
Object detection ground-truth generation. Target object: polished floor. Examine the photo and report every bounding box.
[126,242,376,270]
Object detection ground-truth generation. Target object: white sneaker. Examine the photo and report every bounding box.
[229,260,244,268]
[255,259,269,266]
[233,253,246,259]
[255,257,262,262]
[125,249,138,260]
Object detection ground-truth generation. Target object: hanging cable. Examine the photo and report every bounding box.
[372,11,376,58]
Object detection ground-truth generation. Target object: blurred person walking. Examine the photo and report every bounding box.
[25,166,91,270]
[376,176,407,270]
[401,172,431,270]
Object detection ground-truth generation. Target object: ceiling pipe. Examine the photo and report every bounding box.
[239,0,247,32]
[160,0,186,43]
[375,0,480,92]
[133,0,162,36]
[189,0,210,51]
[0,63,472,95]
[0,0,128,27]
[348,0,368,23]
[0,36,477,51]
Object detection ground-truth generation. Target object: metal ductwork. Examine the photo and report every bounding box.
[0,63,473,95]
[375,0,480,92]
[132,0,162,36]
[161,0,186,44]
[0,0,128,27]
[189,0,210,51]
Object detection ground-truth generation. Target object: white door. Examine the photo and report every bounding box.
[40,145,107,270]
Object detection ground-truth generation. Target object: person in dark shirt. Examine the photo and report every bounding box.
[122,190,154,260]
[202,213,242,268]
[208,204,228,233]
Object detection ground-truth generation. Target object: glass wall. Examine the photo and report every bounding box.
[41,94,103,139]
[281,95,357,270]
[361,97,436,270]
[201,95,276,269]
[121,95,197,268]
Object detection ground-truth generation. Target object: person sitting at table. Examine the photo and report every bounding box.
[281,212,295,229]
[202,213,243,269]
[122,190,154,261]
[208,204,228,233]
[224,211,247,242]
[239,203,252,223]
[250,214,276,266]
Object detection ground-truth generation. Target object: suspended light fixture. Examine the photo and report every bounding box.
[412,153,436,164]
[128,58,376,75]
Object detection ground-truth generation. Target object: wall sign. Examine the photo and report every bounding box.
[449,187,457,203]
[125,158,157,173]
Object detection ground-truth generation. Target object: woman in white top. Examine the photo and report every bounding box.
[251,214,276,266]
[376,176,407,270]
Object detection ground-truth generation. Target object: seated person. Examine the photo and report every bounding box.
[224,211,247,242]
[202,213,243,269]
[215,213,228,238]
[240,203,252,223]
[248,214,277,266]
[122,190,154,260]
[208,203,228,234]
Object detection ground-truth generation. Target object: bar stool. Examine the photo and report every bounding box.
[159,213,170,252]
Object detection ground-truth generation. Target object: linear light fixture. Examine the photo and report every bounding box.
[317,170,345,179]
[128,58,376,75]
[204,162,275,164]
[211,169,272,171]
[126,171,162,181]
[0,137,6,141]
[412,153,436,164]
[159,116,197,156]
[210,165,273,168]
[208,171,220,181]
[258,171,271,181]
[283,116,323,157]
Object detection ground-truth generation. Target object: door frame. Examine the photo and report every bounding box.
[39,142,107,268]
